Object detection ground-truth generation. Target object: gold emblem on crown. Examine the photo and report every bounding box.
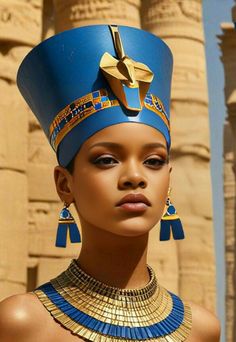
[100,25,154,111]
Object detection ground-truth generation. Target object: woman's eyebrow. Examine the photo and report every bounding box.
[89,142,122,150]
[88,142,167,150]
[142,143,167,150]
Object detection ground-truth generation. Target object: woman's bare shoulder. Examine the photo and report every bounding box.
[188,301,221,342]
[0,293,50,341]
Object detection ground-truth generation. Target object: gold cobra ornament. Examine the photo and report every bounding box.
[100,25,154,111]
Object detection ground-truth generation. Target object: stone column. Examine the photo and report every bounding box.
[142,0,216,311]
[0,0,41,299]
[53,0,141,32]
[223,123,235,342]
[219,20,236,342]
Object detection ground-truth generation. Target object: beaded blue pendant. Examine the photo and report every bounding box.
[160,198,185,241]
[55,206,81,247]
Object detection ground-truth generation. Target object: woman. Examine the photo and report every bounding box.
[0,25,220,341]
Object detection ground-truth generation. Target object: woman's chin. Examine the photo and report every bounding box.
[104,220,158,238]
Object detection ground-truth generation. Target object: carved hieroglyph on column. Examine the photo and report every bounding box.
[53,0,141,32]
[142,0,216,311]
[53,0,179,293]
[0,0,42,300]
[219,20,236,342]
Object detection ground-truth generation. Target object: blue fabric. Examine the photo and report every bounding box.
[17,25,173,167]
[37,282,185,339]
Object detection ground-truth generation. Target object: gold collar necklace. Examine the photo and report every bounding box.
[35,260,192,341]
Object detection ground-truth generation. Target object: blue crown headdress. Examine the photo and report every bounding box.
[17,25,173,167]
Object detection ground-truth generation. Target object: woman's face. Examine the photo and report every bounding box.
[57,123,171,238]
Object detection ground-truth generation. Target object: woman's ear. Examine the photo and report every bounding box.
[54,165,74,204]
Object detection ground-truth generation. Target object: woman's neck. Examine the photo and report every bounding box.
[77,225,150,289]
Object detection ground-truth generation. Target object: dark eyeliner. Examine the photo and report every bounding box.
[144,157,168,167]
[93,155,118,165]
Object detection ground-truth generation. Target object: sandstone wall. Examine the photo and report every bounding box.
[0,0,42,298]
[223,122,235,342]
[220,18,236,342]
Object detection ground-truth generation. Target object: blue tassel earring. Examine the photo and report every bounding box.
[160,191,185,241]
[55,203,81,247]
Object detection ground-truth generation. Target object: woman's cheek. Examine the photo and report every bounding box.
[75,177,107,210]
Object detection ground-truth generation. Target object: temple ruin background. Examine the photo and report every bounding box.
[220,2,236,341]
[1,0,234,340]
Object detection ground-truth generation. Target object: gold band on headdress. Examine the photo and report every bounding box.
[49,89,169,152]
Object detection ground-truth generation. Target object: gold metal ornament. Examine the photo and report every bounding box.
[100,25,154,111]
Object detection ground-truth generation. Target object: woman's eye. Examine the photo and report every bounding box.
[144,158,167,168]
[93,156,118,166]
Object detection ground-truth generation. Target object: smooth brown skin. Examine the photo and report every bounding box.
[0,123,220,341]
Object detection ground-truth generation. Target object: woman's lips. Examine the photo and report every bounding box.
[118,202,149,212]
[116,193,151,212]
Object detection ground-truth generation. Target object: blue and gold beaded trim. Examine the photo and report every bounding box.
[49,89,170,152]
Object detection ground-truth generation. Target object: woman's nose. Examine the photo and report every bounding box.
[118,161,147,189]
